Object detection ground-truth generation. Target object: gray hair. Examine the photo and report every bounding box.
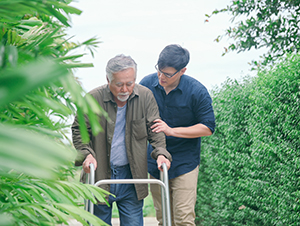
[106,54,137,82]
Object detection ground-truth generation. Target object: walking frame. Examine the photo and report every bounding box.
[85,163,172,226]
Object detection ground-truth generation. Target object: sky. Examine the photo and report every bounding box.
[66,0,265,93]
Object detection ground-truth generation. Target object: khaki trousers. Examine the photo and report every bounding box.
[150,165,199,226]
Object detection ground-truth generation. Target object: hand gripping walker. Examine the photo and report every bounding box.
[85,163,172,226]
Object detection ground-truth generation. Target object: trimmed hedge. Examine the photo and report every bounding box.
[196,54,300,225]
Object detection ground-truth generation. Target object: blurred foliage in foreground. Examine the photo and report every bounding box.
[0,0,109,225]
[196,53,300,226]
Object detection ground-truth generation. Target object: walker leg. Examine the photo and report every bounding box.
[160,163,172,226]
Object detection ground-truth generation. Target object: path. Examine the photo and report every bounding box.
[66,217,158,226]
[112,217,158,225]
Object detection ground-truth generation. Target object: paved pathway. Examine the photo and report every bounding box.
[66,217,158,226]
[112,217,158,225]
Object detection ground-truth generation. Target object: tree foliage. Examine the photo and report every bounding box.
[0,0,109,225]
[207,0,300,67]
[196,54,300,225]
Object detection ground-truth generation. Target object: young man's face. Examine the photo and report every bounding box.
[157,67,186,90]
[108,68,136,106]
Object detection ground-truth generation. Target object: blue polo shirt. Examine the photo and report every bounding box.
[140,73,215,179]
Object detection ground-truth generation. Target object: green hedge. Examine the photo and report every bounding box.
[196,54,300,225]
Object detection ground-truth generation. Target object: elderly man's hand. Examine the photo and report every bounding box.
[83,154,97,173]
[156,155,171,172]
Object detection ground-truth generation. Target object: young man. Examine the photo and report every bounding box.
[72,54,172,226]
[140,44,216,226]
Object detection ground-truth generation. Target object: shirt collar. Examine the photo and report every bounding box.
[153,73,184,93]
[176,75,185,92]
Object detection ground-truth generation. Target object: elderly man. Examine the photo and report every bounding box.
[72,54,171,226]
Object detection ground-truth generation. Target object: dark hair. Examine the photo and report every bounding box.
[157,44,190,71]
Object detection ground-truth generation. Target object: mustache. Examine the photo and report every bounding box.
[118,92,129,96]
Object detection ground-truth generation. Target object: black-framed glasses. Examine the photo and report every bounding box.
[155,65,181,78]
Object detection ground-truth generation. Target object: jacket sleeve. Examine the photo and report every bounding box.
[71,113,96,166]
[145,90,172,162]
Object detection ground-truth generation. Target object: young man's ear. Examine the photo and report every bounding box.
[180,67,187,75]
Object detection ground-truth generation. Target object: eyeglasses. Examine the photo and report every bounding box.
[155,65,181,78]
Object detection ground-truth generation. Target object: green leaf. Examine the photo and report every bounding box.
[0,59,69,107]
[5,45,18,66]
[26,95,72,116]
[0,124,74,179]
[66,63,94,68]
[30,205,56,223]
[20,207,40,223]
[85,184,112,205]
[0,213,14,226]
[76,107,89,143]
[39,204,70,224]
[33,183,74,204]
[55,203,108,226]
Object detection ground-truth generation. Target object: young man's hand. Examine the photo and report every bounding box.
[151,119,173,136]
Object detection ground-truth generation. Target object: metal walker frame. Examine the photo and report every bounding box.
[85,163,172,226]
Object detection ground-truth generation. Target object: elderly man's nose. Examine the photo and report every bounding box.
[121,84,128,92]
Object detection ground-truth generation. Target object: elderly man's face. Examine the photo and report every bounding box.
[108,68,136,107]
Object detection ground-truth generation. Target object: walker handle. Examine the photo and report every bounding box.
[88,163,95,185]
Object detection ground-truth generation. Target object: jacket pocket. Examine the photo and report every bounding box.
[131,117,147,140]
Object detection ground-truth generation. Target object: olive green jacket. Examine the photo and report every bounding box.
[72,84,172,200]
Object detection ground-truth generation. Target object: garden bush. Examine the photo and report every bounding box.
[196,54,300,225]
[0,1,109,225]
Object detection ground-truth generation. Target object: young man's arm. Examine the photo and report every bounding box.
[151,119,212,138]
